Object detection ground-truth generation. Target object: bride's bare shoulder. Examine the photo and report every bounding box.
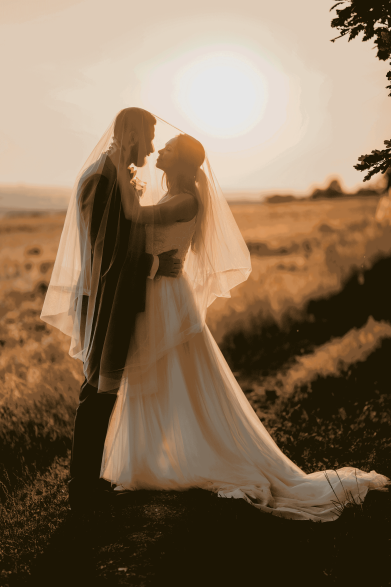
[157,192,198,223]
[173,192,198,221]
[173,192,198,208]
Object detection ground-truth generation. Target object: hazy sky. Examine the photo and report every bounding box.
[1,0,390,195]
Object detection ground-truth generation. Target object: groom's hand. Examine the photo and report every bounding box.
[156,249,182,278]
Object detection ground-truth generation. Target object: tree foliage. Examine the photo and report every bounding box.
[330,1,391,181]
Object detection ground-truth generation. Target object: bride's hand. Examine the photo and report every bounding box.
[130,176,147,199]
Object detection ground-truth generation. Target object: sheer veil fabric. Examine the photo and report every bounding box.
[41,108,159,393]
[40,110,251,394]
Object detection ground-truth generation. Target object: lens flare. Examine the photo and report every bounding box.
[174,53,268,138]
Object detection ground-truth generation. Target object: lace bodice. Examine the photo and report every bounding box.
[145,217,197,262]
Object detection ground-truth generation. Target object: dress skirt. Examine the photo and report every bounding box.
[101,274,389,522]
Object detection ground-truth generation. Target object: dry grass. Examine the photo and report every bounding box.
[210,197,391,342]
[1,342,390,586]
[0,199,390,586]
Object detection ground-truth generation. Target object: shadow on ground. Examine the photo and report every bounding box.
[221,255,391,376]
[8,486,390,587]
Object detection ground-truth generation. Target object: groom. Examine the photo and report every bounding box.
[68,108,181,512]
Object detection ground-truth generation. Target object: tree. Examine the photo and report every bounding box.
[330,1,391,182]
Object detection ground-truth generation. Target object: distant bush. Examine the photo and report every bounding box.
[310,178,381,200]
[265,195,296,204]
[311,179,344,199]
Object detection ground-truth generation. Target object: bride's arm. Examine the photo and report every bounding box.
[136,193,198,224]
[118,171,198,224]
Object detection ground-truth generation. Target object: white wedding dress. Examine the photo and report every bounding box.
[100,216,389,522]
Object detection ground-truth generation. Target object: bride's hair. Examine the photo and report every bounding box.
[163,134,205,195]
[163,134,208,252]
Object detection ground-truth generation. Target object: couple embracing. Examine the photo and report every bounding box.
[41,107,389,522]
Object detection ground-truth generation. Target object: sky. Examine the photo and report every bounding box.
[0,0,390,198]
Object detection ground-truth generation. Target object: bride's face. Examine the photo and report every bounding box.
[156,138,178,172]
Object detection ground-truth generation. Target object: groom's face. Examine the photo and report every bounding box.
[134,121,156,168]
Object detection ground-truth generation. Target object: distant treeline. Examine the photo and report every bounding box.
[0,185,71,212]
[0,179,383,212]
[265,179,383,204]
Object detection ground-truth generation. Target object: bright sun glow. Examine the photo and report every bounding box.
[174,53,268,138]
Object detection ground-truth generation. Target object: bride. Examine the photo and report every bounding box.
[42,109,389,522]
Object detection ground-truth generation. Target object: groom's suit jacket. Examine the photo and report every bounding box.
[77,155,153,391]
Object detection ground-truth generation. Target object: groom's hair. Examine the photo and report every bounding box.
[114,108,156,142]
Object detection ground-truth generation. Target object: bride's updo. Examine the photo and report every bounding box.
[166,134,209,253]
[166,134,205,196]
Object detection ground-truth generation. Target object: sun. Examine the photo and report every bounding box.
[174,52,269,138]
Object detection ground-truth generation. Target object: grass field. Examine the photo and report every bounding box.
[0,196,390,586]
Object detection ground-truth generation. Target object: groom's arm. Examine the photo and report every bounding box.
[77,173,110,250]
[76,172,111,355]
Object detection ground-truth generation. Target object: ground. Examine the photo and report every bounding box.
[0,197,390,586]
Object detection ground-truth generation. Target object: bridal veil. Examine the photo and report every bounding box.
[40,109,251,395]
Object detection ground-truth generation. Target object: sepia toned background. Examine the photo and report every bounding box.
[0,0,391,585]
[0,0,391,196]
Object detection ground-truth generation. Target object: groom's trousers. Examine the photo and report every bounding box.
[68,378,117,496]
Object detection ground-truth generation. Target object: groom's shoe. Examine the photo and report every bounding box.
[97,478,115,492]
[68,479,115,514]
